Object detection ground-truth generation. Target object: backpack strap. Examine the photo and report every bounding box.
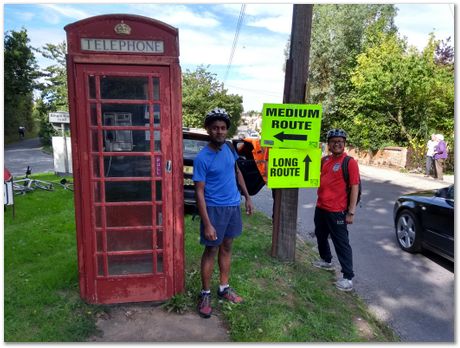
[226,140,238,157]
[225,141,242,193]
[341,155,351,187]
[342,155,362,208]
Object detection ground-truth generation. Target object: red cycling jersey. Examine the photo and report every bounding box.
[316,152,360,212]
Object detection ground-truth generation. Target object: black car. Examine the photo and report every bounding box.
[183,128,209,207]
[393,185,454,261]
[182,128,265,208]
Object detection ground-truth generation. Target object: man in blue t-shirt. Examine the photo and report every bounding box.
[193,108,254,319]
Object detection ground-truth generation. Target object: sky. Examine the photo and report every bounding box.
[2,2,455,112]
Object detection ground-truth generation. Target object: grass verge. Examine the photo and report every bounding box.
[181,212,398,342]
[4,173,100,342]
[4,175,398,342]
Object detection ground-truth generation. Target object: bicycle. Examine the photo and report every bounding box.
[12,166,54,195]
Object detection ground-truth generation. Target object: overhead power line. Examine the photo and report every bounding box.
[225,83,281,97]
[224,4,246,83]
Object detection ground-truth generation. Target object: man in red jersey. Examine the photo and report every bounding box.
[312,129,360,291]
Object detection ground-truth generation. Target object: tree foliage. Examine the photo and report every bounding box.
[304,4,454,170]
[344,33,454,156]
[182,65,243,137]
[35,42,68,145]
[4,29,41,138]
[307,4,397,136]
[36,42,68,108]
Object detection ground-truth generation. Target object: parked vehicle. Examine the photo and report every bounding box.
[393,185,454,261]
[182,128,266,208]
[247,131,260,139]
[182,128,209,207]
[237,131,248,139]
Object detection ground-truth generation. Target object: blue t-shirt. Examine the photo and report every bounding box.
[192,143,241,206]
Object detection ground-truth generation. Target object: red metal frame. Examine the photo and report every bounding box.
[65,15,184,304]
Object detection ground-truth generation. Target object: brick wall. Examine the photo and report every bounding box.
[346,146,408,169]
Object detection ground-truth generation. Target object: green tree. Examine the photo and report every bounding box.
[4,29,41,139]
[306,4,397,136]
[182,65,243,137]
[433,36,455,172]
[35,42,68,145]
[345,32,454,159]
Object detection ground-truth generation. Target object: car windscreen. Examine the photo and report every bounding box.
[436,186,454,200]
[183,138,208,155]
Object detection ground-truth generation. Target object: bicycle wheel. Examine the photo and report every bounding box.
[12,184,27,195]
[12,179,33,194]
[59,178,74,191]
[32,180,54,191]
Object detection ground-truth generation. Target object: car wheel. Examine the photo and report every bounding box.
[395,210,422,253]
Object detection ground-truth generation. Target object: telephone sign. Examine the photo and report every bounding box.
[261,103,322,149]
[267,147,322,188]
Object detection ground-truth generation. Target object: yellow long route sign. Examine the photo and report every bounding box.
[261,103,322,149]
[267,147,322,188]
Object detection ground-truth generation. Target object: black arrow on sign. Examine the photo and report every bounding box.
[303,155,312,181]
[274,131,307,142]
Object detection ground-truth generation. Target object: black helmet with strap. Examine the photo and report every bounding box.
[204,108,231,128]
[327,128,347,140]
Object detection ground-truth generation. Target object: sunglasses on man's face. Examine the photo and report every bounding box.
[329,140,345,145]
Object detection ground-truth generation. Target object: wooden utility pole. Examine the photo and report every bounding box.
[272,4,313,261]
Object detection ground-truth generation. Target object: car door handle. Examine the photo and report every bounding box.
[166,160,172,173]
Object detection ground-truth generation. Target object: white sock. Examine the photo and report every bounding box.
[201,289,211,295]
[219,284,229,292]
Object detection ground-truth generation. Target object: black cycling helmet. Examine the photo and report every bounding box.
[327,128,347,140]
[204,108,231,129]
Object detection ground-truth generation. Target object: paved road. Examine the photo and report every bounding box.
[253,167,454,342]
[4,138,54,176]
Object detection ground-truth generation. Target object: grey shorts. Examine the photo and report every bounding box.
[200,205,243,246]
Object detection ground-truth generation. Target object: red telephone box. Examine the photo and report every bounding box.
[65,14,184,304]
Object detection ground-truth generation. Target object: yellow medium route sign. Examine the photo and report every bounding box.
[267,147,322,188]
[261,103,322,149]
